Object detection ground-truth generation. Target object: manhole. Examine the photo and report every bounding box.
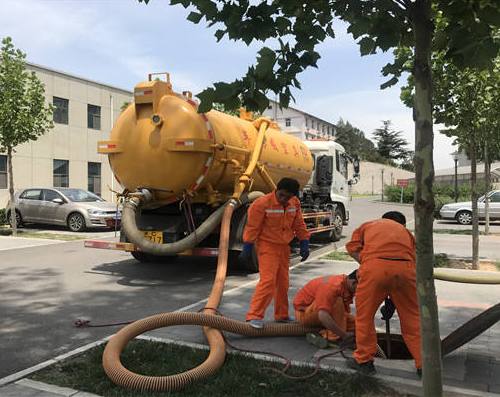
[376,333,413,359]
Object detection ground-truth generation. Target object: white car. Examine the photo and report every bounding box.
[439,190,500,225]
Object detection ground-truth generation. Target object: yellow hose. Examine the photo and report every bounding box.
[103,196,318,391]
[434,268,500,284]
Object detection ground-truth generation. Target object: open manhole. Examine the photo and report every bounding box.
[376,333,413,360]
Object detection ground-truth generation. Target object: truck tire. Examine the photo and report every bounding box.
[330,208,344,242]
[131,251,177,263]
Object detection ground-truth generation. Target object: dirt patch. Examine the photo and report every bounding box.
[447,259,499,272]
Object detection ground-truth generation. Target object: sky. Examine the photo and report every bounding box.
[0,0,457,170]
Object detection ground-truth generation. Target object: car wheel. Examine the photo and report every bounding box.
[7,210,23,228]
[456,211,472,225]
[67,212,86,232]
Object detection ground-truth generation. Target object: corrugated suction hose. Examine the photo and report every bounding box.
[103,195,319,391]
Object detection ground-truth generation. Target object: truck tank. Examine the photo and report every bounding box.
[99,74,313,205]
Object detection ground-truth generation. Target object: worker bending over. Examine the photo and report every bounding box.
[345,211,422,375]
[293,269,358,349]
[240,178,310,329]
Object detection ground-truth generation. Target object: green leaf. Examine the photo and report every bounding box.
[196,88,216,113]
[214,29,225,42]
[255,47,276,78]
[187,11,203,24]
[358,37,376,56]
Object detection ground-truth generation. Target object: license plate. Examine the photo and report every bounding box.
[141,231,163,244]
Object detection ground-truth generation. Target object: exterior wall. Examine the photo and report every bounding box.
[262,100,336,141]
[349,161,415,195]
[0,63,133,207]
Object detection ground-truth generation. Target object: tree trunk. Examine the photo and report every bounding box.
[412,1,443,394]
[470,133,478,269]
[7,146,17,237]
[484,139,490,236]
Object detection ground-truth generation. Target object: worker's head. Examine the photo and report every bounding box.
[382,211,406,226]
[346,269,358,294]
[275,178,299,206]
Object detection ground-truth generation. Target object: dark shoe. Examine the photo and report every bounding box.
[275,316,296,323]
[249,319,263,329]
[417,368,422,378]
[346,357,376,375]
[306,333,329,349]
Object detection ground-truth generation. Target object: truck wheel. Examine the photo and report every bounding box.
[131,251,177,263]
[329,208,344,242]
[230,247,259,272]
[131,251,150,262]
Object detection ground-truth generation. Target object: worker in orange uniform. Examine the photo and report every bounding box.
[345,211,422,376]
[239,178,311,329]
[293,269,358,349]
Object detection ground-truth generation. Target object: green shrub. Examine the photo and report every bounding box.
[434,195,455,218]
[384,184,414,203]
[0,208,7,226]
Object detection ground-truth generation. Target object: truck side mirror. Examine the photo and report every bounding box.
[353,157,360,174]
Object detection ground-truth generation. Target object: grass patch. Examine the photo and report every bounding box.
[31,339,407,397]
[493,261,500,271]
[15,231,87,241]
[322,251,354,261]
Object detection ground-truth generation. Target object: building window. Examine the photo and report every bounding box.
[87,104,101,130]
[88,162,101,195]
[311,120,315,129]
[305,118,309,127]
[53,159,69,187]
[0,155,6,189]
[267,104,272,109]
[285,118,291,127]
[53,97,69,124]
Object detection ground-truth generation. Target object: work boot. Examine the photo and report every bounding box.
[346,357,376,375]
[306,333,329,349]
[275,316,296,323]
[249,319,264,329]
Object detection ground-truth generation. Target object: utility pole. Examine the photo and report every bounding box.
[381,169,384,202]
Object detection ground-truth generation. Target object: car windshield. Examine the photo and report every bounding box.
[62,189,104,202]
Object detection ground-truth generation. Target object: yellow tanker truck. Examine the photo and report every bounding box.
[86,73,359,271]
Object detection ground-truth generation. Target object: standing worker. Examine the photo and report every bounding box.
[293,269,358,348]
[239,178,311,329]
[345,211,422,376]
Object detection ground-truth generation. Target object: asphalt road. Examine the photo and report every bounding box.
[1,196,498,379]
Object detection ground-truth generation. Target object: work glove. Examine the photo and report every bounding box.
[238,242,253,262]
[300,240,310,262]
[380,298,396,320]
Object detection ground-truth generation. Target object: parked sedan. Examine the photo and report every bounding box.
[439,190,500,225]
[8,188,121,232]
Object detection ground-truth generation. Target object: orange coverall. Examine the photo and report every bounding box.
[244,191,310,321]
[293,274,355,341]
[346,218,422,369]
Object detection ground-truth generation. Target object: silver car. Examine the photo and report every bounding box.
[439,190,500,225]
[8,188,121,232]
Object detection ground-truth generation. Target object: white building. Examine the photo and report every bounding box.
[0,62,133,207]
[262,99,337,141]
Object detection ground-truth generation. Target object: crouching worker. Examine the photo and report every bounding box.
[293,269,358,349]
[241,177,311,329]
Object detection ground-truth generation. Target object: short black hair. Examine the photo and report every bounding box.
[276,178,300,196]
[382,211,406,226]
[348,269,358,281]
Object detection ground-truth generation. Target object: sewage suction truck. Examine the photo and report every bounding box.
[86,73,359,271]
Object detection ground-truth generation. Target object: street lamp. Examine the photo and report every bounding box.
[451,151,459,202]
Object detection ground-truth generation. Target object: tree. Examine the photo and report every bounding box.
[0,37,53,236]
[140,1,500,394]
[335,118,381,162]
[372,120,410,161]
